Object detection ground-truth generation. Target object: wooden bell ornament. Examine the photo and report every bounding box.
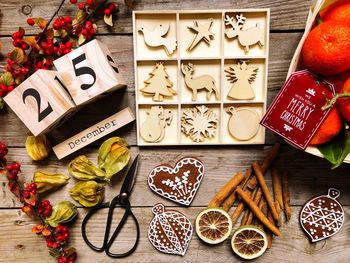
[4,70,75,136]
[54,39,126,106]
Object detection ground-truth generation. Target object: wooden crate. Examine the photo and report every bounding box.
[133,9,270,146]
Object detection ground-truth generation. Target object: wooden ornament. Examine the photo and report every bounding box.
[226,107,260,141]
[148,157,204,206]
[140,106,173,143]
[225,61,258,100]
[140,62,176,102]
[181,63,219,101]
[148,203,193,256]
[53,39,126,106]
[181,105,218,143]
[224,14,264,53]
[4,70,75,136]
[187,19,214,51]
[300,188,344,243]
[138,24,177,55]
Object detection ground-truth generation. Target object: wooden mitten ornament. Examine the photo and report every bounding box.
[181,63,219,101]
[181,105,218,142]
[140,62,176,102]
[148,157,204,206]
[187,19,214,51]
[225,61,258,100]
[148,203,193,256]
[226,107,260,141]
[140,106,172,143]
[54,39,125,106]
[300,188,344,242]
[4,70,75,136]
[224,14,264,53]
[138,24,177,55]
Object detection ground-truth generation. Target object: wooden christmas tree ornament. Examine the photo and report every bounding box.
[53,39,126,106]
[140,106,173,143]
[225,61,258,100]
[224,14,264,53]
[187,19,214,51]
[181,63,219,101]
[148,203,193,256]
[4,70,75,136]
[181,105,218,142]
[140,62,176,102]
[226,106,260,141]
[138,24,177,55]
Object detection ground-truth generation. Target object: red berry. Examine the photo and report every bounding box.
[7,86,14,92]
[30,183,37,190]
[69,0,77,3]
[27,18,35,26]
[11,32,21,40]
[82,29,88,36]
[23,191,30,198]
[64,16,72,24]
[87,0,94,6]
[65,41,72,49]
[104,8,111,15]
[21,42,29,50]
[78,2,85,10]
[108,3,117,12]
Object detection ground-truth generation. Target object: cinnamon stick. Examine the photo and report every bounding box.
[235,187,281,236]
[282,171,292,221]
[231,201,246,226]
[266,211,274,248]
[246,187,263,225]
[241,186,259,225]
[272,168,283,225]
[252,162,281,225]
[208,171,245,208]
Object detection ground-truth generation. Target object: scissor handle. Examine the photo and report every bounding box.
[105,197,140,258]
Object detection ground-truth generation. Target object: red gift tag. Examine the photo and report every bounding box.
[261,70,335,150]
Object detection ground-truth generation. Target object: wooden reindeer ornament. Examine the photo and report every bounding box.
[138,24,177,55]
[224,14,264,53]
[225,60,258,100]
[187,19,214,51]
[181,63,219,101]
[140,62,176,102]
[140,106,173,143]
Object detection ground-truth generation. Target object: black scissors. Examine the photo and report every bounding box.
[82,155,140,258]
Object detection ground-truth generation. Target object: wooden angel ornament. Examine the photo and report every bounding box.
[225,61,258,100]
[181,63,219,101]
[138,24,177,55]
[140,62,176,102]
[224,14,264,53]
[140,106,173,143]
[187,19,214,51]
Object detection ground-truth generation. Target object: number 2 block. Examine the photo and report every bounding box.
[53,39,126,106]
[4,70,75,136]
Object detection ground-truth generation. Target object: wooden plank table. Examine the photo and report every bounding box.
[1,1,350,262]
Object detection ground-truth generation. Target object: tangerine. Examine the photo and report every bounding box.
[321,0,350,23]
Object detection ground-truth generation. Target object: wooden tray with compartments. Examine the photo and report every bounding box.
[133,9,270,146]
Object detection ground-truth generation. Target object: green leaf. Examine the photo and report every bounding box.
[0,97,5,110]
[33,17,47,30]
[48,248,61,259]
[74,10,87,24]
[0,72,14,86]
[318,128,350,169]
[24,36,41,51]
[104,14,113,27]
[78,34,86,46]
[10,48,27,64]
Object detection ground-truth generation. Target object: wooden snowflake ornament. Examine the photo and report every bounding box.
[148,203,193,256]
[181,105,218,142]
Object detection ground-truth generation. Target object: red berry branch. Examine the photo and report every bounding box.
[0,141,77,262]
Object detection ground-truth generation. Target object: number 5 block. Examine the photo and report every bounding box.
[4,70,75,136]
[53,39,126,106]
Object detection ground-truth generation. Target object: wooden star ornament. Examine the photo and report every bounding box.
[187,19,214,51]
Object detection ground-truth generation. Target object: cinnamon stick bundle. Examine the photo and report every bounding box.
[282,171,292,221]
[235,187,281,236]
[208,172,245,208]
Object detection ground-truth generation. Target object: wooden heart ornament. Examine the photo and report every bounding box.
[148,157,204,206]
[300,188,344,242]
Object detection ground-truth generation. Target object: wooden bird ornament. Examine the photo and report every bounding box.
[187,19,214,51]
[138,24,177,55]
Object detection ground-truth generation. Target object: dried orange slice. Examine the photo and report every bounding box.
[195,208,232,244]
[231,226,268,260]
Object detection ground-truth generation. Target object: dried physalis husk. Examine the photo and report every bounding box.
[98,137,130,181]
[69,181,105,207]
[33,171,70,194]
[46,201,78,227]
[25,134,51,161]
[68,155,106,181]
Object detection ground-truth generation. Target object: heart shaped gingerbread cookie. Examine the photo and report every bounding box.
[148,157,204,206]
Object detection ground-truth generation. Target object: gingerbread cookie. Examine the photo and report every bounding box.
[300,188,344,242]
[148,203,193,256]
[148,157,204,206]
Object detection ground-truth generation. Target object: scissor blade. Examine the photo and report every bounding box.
[120,154,140,196]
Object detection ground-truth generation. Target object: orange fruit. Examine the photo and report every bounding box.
[302,21,350,76]
[338,77,350,122]
[321,0,350,23]
[310,107,343,145]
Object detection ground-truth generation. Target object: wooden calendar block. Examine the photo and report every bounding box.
[4,70,75,136]
[53,39,126,106]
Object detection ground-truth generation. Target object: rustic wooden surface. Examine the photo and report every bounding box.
[1,1,350,262]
